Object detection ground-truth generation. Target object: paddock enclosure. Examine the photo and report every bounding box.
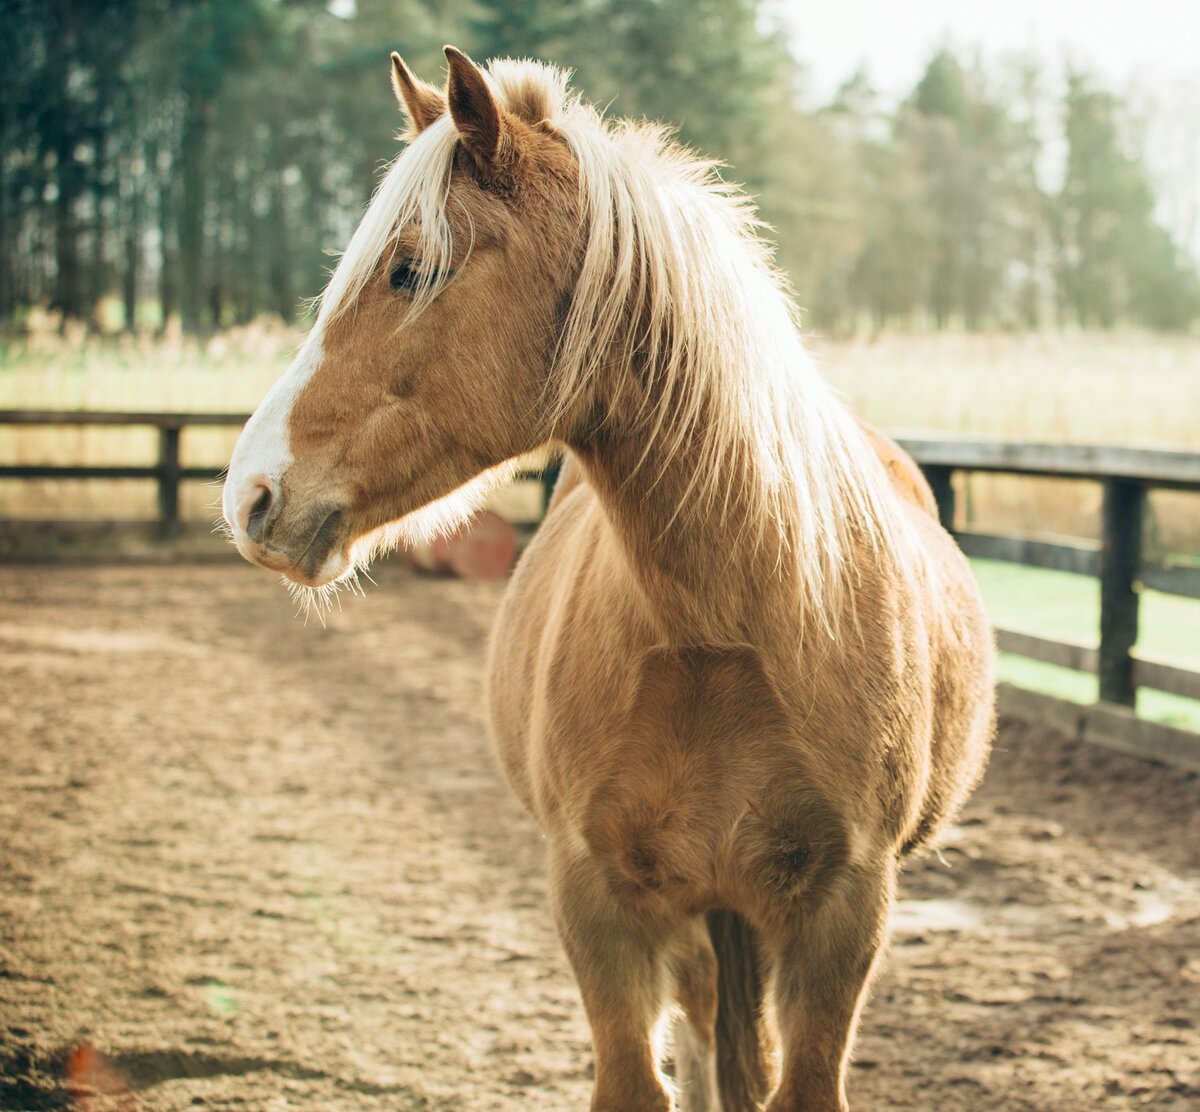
[0,562,1197,1110]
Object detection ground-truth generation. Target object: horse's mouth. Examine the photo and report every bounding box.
[294,509,345,582]
[237,505,351,588]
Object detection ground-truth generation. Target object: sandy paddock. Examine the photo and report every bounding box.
[1,562,1198,1110]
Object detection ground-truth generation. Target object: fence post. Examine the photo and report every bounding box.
[922,465,956,534]
[1098,479,1144,706]
[157,424,182,539]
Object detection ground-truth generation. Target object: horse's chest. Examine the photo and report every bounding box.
[574,647,852,915]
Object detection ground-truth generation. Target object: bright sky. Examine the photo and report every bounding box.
[776,0,1200,102]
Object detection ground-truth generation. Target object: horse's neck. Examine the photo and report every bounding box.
[572,384,800,647]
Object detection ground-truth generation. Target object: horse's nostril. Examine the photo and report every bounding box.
[244,485,274,544]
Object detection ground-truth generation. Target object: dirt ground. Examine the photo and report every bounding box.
[1,562,1198,1111]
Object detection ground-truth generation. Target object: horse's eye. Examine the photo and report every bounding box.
[390,260,422,293]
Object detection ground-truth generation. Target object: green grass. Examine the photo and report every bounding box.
[970,558,1200,730]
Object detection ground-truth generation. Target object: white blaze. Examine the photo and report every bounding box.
[222,328,325,531]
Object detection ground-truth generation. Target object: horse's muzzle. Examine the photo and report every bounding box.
[226,478,348,586]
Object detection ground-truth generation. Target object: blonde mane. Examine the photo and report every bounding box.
[322,59,917,633]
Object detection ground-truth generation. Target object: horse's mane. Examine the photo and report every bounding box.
[320,59,918,635]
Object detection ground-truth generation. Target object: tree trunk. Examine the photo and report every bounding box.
[178,93,210,334]
[0,153,11,328]
[89,114,109,332]
[123,153,142,331]
[158,164,177,333]
[52,124,85,324]
[268,171,294,323]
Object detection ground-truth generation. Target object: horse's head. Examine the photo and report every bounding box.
[223,48,582,587]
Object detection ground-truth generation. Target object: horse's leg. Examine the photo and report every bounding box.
[763,862,895,1112]
[669,917,721,1112]
[550,843,674,1112]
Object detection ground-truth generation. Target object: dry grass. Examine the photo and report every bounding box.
[814,331,1200,449]
[2,321,1198,551]
[814,331,1200,554]
[0,314,297,522]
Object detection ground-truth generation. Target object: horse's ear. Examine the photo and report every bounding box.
[443,45,507,174]
[390,52,444,136]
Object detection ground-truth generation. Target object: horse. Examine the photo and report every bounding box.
[222,47,995,1112]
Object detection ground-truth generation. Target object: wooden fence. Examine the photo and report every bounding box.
[901,436,1200,771]
[0,409,245,539]
[0,409,560,537]
[3,410,1199,768]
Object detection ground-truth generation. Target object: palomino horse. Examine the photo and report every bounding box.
[223,48,995,1112]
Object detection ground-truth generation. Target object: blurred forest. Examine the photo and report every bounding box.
[3,0,1199,337]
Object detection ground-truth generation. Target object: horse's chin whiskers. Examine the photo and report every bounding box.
[285,577,336,627]
[281,561,372,625]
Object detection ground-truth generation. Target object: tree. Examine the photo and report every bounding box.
[1051,70,1200,330]
[1,2,1196,335]
[469,0,583,61]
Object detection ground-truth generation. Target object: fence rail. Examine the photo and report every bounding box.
[952,529,1200,599]
[0,409,559,536]
[3,412,1199,768]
